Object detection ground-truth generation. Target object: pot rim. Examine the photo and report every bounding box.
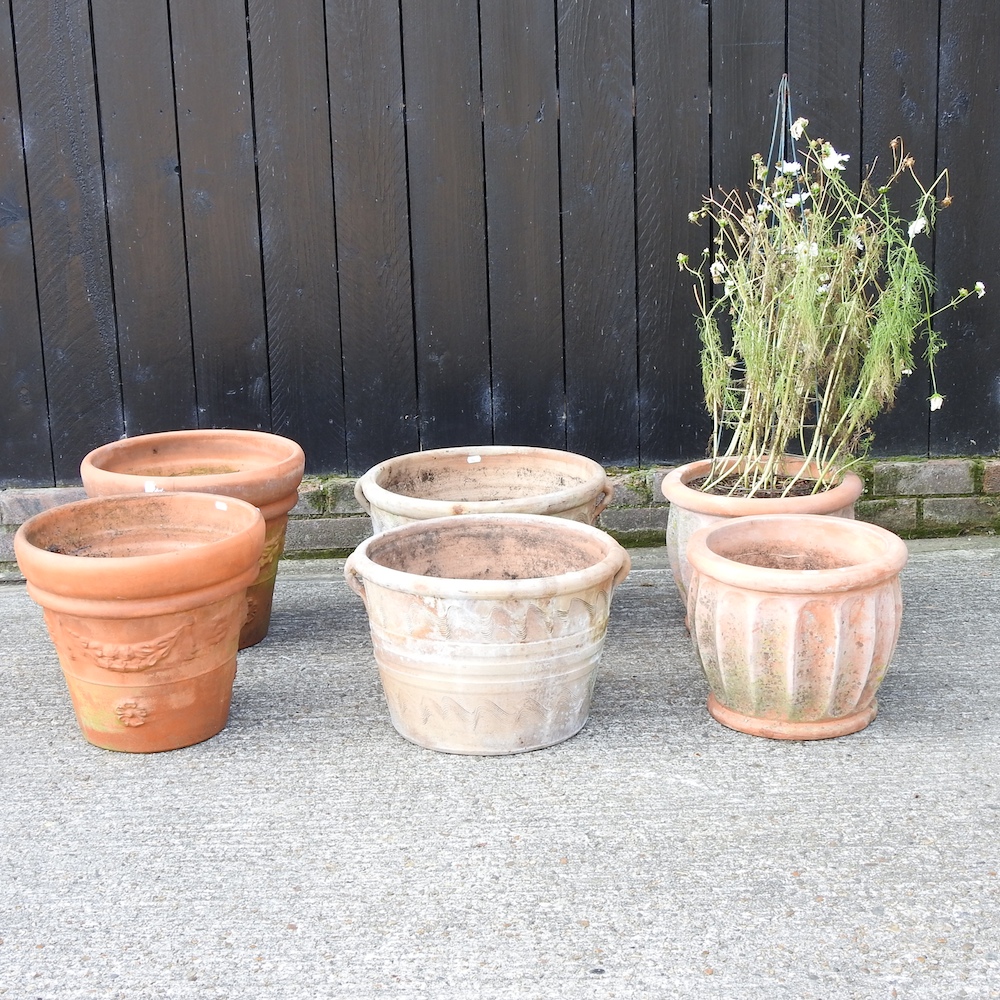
[661,457,864,517]
[686,513,908,594]
[356,445,609,517]
[346,513,630,600]
[14,491,265,601]
[81,428,305,507]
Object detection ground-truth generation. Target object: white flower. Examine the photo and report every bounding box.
[929,393,944,411]
[784,192,811,209]
[795,241,819,260]
[975,281,987,298]
[723,280,736,298]
[688,211,700,223]
[817,283,830,296]
[709,260,726,283]
[902,368,913,376]
[790,117,808,140]
[779,160,802,175]
[676,252,688,270]
[821,144,850,171]
[908,216,928,238]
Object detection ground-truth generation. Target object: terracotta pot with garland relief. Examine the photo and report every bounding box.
[14,492,265,752]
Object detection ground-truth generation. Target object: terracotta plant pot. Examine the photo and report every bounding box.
[686,513,908,740]
[661,456,865,605]
[80,428,305,648]
[354,445,613,534]
[14,492,265,752]
[344,513,631,755]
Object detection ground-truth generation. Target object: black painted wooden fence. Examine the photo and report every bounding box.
[2,0,998,486]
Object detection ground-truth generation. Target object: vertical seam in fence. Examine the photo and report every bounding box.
[164,0,200,427]
[320,0,349,467]
[475,0,494,443]
[783,0,790,75]
[7,2,55,483]
[631,1,641,463]
[929,0,944,458]
[397,0,421,451]
[86,0,124,438]
[243,0,272,430]
[553,0,568,448]
[706,0,714,195]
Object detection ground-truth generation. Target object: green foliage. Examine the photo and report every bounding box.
[678,126,984,496]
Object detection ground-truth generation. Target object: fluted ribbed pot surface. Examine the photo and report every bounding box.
[686,514,907,739]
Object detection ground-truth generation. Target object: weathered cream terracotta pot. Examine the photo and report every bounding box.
[14,492,265,752]
[661,456,865,605]
[80,428,305,648]
[354,445,613,534]
[344,513,631,754]
[686,513,908,740]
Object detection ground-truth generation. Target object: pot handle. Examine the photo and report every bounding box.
[344,561,367,604]
[613,547,632,588]
[354,478,371,514]
[593,483,614,519]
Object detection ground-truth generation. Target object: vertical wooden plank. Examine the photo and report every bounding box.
[711,0,785,193]
[0,0,52,485]
[249,0,344,472]
[788,0,863,166]
[12,0,122,483]
[862,0,940,455]
[635,0,711,464]
[401,0,492,449]
[480,0,564,448]
[557,0,638,465]
[931,0,1000,454]
[90,0,196,437]
[170,0,269,430]
[326,0,417,472]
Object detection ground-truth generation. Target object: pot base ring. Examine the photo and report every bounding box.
[707,693,878,741]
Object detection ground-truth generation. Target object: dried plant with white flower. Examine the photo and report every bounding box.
[677,123,985,497]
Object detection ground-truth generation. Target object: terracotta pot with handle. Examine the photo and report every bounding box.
[345,513,630,755]
[354,445,613,534]
[80,428,305,647]
[15,492,265,752]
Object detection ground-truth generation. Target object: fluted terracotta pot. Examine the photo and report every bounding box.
[14,492,265,752]
[661,457,865,606]
[345,513,630,755]
[686,513,908,740]
[80,429,305,647]
[354,445,613,534]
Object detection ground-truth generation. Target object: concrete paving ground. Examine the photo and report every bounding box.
[1,539,999,1000]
